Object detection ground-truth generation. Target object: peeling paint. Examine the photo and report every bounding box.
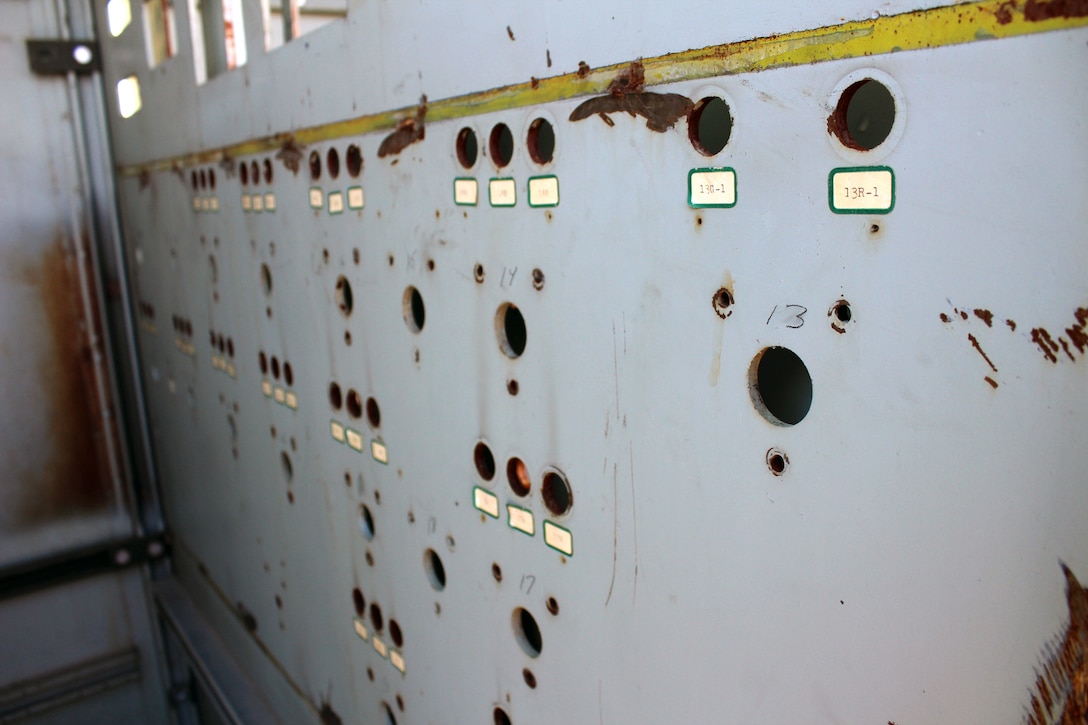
[569,62,693,132]
[1024,563,1088,725]
[378,96,427,158]
[276,137,304,175]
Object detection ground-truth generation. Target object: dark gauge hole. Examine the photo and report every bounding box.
[270,356,281,380]
[308,150,321,180]
[689,96,732,156]
[474,263,485,283]
[522,668,537,689]
[526,118,555,164]
[240,162,248,185]
[208,169,216,190]
[494,707,512,725]
[489,123,514,168]
[365,397,381,429]
[366,668,375,682]
[749,347,813,426]
[260,264,272,295]
[456,127,478,169]
[365,550,375,567]
[474,441,496,481]
[283,362,293,386]
[250,161,259,186]
[389,619,403,648]
[346,144,362,177]
[263,158,273,184]
[369,602,383,631]
[512,607,542,657]
[423,548,446,591]
[506,457,531,497]
[507,379,519,396]
[328,382,342,410]
[280,451,293,482]
[346,389,363,419]
[382,702,396,725]
[227,338,234,358]
[326,148,340,179]
[199,169,207,189]
[767,449,789,476]
[352,587,366,616]
[359,504,375,540]
[531,268,545,290]
[190,170,198,190]
[831,79,895,150]
[491,562,502,582]
[546,596,559,616]
[258,351,268,375]
[713,287,733,318]
[335,276,353,317]
[396,695,404,712]
[496,303,527,358]
[402,286,425,333]
[541,470,572,517]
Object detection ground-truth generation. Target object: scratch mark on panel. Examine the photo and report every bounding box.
[605,462,618,607]
[630,443,639,605]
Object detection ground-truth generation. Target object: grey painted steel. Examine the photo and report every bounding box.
[100,3,1087,723]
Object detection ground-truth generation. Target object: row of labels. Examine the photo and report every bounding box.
[688,166,895,213]
[330,419,390,465]
[473,486,573,557]
[174,337,196,356]
[261,380,299,410]
[309,187,365,214]
[211,354,237,378]
[242,192,278,213]
[453,176,560,208]
[352,618,406,675]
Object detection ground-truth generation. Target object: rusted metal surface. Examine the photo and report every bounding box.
[1026,564,1088,725]
[568,61,694,132]
[376,96,427,158]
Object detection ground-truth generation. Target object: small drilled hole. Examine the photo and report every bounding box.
[389,619,403,648]
[527,118,555,164]
[507,379,519,396]
[541,469,572,516]
[713,287,734,318]
[496,303,527,358]
[346,389,363,418]
[512,607,542,657]
[335,276,353,317]
[260,264,272,295]
[359,504,375,540]
[522,668,537,689]
[456,127,478,168]
[346,144,363,177]
[489,123,514,167]
[491,562,503,582]
[369,602,383,631]
[506,457,531,497]
[283,362,293,386]
[258,351,268,375]
[423,548,446,591]
[352,587,366,616]
[402,286,425,333]
[532,268,545,290]
[270,356,280,380]
[831,78,896,151]
[767,449,789,476]
[474,263,485,283]
[366,397,381,429]
[365,550,375,567]
[329,382,343,410]
[308,150,321,180]
[749,347,813,426]
[474,441,496,481]
[689,96,732,156]
[326,148,340,179]
[546,596,559,615]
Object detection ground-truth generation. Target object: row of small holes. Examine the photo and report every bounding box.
[473,442,573,516]
[138,301,156,319]
[190,168,216,191]
[208,330,235,358]
[172,315,193,336]
[327,382,382,428]
[309,145,364,182]
[455,118,555,170]
[239,158,274,186]
[257,351,294,385]
[334,276,426,335]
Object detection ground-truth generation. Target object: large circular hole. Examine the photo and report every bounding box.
[474,441,496,481]
[308,150,321,181]
[260,264,272,295]
[258,351,268,375]
[250,160,260,185]
[389,618,403,648]
[688,96,732,156]
[496,303,527,359]
[335,276,353,317]
[359,504,375,540]
[369,602,384,631]
[326,148,340,179]
[541,469,572,516]
[423,548,446,591]
[240,162,249,185]
[831,79,895,151]
[365,397,381,429]
[512,607,542,657]
[270,356,281,380]
[402,286,425,333]
[346,144,363,177]
[328,381,343,410]
[489,123,514,168]
[526,118,555,164]
[283,362,294,386]
[352,587,366,616]
[456,127,478,169]
[749,347,813,426]
[263,158,273,184]
[346,389,363,419]
[506,457,531,497]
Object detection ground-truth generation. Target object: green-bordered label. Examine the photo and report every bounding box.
[829,166,895,214]
[688,168,737,208]
[488,178,516,207]
[473,486,500,518]
[309,187,323,209]
[454,178,478,206]
[527,175,559,208]
[543,521,574,556]
[507,503,535,536]
[347,186,364,210]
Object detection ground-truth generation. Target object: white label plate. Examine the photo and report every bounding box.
[454,178,478,206]
[353,618,369,640]
[489,178,516,207]
[273,386,285,404]
[473,487,500,518]
[348,187,364,209]
[261,380,273,397]
[829,167,895,213]
[330,420,346,443]
[264,192,276,211]
[251,194,263,212]
[328,191,344,214]
[372,636,388,659]
[346,429,364,451]
[309,188,323,208]
[371,440,388,464]
[285,391,298,409]
[543,521,574,556]
[528,176,559,207]
[688,168,737,208]
[390,650,406,673]
[241,194,251,211]
[507,505,535,536]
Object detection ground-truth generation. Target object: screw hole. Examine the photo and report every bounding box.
[767,449,789,475]
[546,596,559,615]
[522,668,537,689]
[474,263,485,283]
[491,562,503,582]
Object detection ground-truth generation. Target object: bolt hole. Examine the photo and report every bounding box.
[507,379,519,396]
[546,596,559,616]
[491,562,503,582]
[767,449,789,476]
[749,347,813,426]
[522,668,537,689]
[335,276,353,317]
[869,223,880,234]
[403,286,425,333]
[423,548,446,591]
[496,303,527,358]
[506,457,531,497]
[688,96,733,156]
[389,619,403,648]
[474,441,496,481]
[713,287,733,318]
[352,587,366,616]
[834,301,852,323]
[260,264,272,295]
[359,504,375,540]
[831,78,896,150]
[489,123,514,168]
[474,263,485,283]
[308,150,321,181]
[526,118,555,164]
[346,389,362,419]
[532,268,545,290]
[456,127,478,169]
[512,607,542,658]
[541,469,572,517]
[366,397,381,429]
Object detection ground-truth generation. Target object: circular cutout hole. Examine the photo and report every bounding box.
[352,587,366,616]
[749,347,813,426]
[227,338,234,358]
[402,286,425,333]
[359,504,375,540]
[283,362,293,386]
[326,148,340,179]
[689,96,732,155]
[489,123,514,168]
[199,169,207,189]
[270,356,280,380]
[328,382,343,410]
[190,171,198,191]
[522,668,537,689]
[258,351,268,375]
[240,162,249,185]
[474,263,485,283]
[474,441,496,481]
[495,303,527,358]
[389,619,403,648]
[423,548,446,591]
[263,159,273,184]
[767,449,789,476]
[512,607,542,658]
[526,118,555,164]
[346,389,363,418]
[546,596,559,616]
[281,451,293,482]
[208,169,216,190]
[831,79,895,151]
[369,602,383,631]
[345,144,363,177]
[491,562,502,582]
[833,300,852,323]
[713,287,733,318]
[506,457,531,497]
[456,127,478,168]
[308,150,321,180]
[493,707,512,725]
[541,470,572,516]
[260,264,272,295]
[335,276,353,317]
[250,160,260,185]
[365,397,381,429]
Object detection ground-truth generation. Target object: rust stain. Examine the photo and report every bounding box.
[530,77,540,89]
[138,168,151,190]
[968,333,998,372]
[1032,328,1061,364]
[237,602,258,633]
[1066,308,1088,354]
[378,95,427,158]
[569,62,692,132]
[985,376,999,388]
[506,25,515,41]
[941,313,952,323]
[276,136,304,175]
[1008,319,1018,331]
[218,153,236,178]
[546,49,552,68]
[1025,0,1088,20]
[995,0,1017,22]
[974,308,994,327]
[960,310,970,321]
[577,60,590,78]
[1025,563,1088,725]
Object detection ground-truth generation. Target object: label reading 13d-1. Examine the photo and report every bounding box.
[688,168,737,208]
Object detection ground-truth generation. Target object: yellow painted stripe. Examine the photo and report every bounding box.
[120,0,1087,176]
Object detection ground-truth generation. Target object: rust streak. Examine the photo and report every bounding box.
[968,333,998,372]
[974,308,994,327]
[506,25,515,41]
[1066,308,1088,354]
[276,136,304,175]
[1025,0,1088,20]
[1007,319,1018,331]
[577,60,590,78]
[1032,328,1060,363]
[994,0,1017,22]
[984,376,998,388]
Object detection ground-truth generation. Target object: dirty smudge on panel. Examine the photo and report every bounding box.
[1024,0,1088,21]
[569,61,693,132]
[1024,563,1087,725]
[378,96,428,158]
[276,137,305,175]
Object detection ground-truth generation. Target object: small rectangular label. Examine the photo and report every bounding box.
[330,420,346,443]
[346,429,364,451]
[372,636,388,659]
[226,362,236,378]
[192,196,200,211]
[210,196,219,212]
[309,188,323,208]
[241,194,251,211]
[507,504,535,536]
[264,192,276,211]
[201,197,212,212]
[347,187,364,209]
[528,175,559,207]
[688,168,737,208]
[328,191,344,215]
[261,380,273,397]
[473,487,500,518]
[829,166,895,214]
[454,178,478,206]
[285,391,298,409]
[353,618,369,641]
[390,650,406,673]
[543,521,574,556]
[489,178,516,207]
[371,440,388,465]
[273,387,285,404]
[211,355,222,370]
[251,194,264,212]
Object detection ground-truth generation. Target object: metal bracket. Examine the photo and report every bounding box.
[26,39,101,75]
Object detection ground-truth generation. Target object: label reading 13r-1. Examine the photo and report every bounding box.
[829,167,894,214]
